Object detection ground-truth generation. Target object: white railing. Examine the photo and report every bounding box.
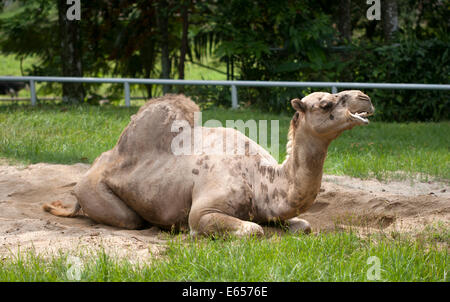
[1,76,449,108]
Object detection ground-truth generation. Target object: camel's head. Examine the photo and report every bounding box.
[290,90,374,141]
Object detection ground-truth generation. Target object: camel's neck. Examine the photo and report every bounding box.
[284,130,329,213]
[255,128,329,221]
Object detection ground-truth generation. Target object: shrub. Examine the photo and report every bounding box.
[346,39,450,122]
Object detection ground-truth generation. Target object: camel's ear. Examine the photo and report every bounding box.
[291,98,306,112]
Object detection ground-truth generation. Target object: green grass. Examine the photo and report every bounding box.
[326,121,450,181]
[0,105,448,181]
[0,54,37,77]
[0,232,447,282]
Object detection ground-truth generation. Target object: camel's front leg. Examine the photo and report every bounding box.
[284,217,312,234]
[189,182,264,237]
[189,210,264,237]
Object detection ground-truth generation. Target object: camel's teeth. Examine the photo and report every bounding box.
[350,112,369,124]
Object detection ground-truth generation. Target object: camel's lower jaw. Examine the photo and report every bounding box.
[349,111,372,125]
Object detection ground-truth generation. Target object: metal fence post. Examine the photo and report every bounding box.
[231,85,238,109]
[124,82,130,107]
[30,80,36,106]
[332,86,338,94]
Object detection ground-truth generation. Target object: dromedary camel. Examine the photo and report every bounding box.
[44,91,374,236]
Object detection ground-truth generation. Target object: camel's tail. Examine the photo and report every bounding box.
[42,200,83,217]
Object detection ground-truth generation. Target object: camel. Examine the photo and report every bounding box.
[43,91,374,236]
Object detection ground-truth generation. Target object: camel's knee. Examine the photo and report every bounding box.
[80,198,144,229]
[114,215,145,230]
[74,178,145,230]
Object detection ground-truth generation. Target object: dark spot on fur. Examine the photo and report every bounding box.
[305,150,326,173]
[204,163,209,169]
[340,94,349,105]
[267,166,276,183]
[192,168,199,175]
[330,114,334,120]
[196,158,203,165]
[261,183,268,193]
[279,190,287,198]
[272,188,279,199]
[320,100,333,110]
[245,141,250,156]
[260,166,266,176]
[231,186,255,220]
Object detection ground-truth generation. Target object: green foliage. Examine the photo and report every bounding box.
[0,0,188,99]
[202,0,342,112]
[0,0,448,121]
[180,85,231,110]
[348,38,450,121]
[191,0,450,120]
[0,0,58,74]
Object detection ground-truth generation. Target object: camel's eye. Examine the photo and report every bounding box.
[340,95,348,106]
[319,101,333,110]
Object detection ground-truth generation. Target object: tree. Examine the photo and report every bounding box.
[381,0,398,41]
[81,1,160,99]
[57,0,84,104]
[338,0,352,42]
[194,0,339,111]
[178,0,190,81]
[157,0,171,94]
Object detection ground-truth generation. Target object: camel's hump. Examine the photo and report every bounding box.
[135,94,199,126]
[115,94,200,155]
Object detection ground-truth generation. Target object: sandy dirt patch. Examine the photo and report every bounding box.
[302,175,449,234]
[0,162,448,261]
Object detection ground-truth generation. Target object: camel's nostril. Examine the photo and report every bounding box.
[357,95,371,102]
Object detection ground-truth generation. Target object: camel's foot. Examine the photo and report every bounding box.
[234,221,264,237]
[190,221,264,238]
[189,211,265,237]
[286,217,311,234]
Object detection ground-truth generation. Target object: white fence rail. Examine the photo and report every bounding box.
[1,76,449,108]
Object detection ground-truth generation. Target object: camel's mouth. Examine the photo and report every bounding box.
[349,110,374,124]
